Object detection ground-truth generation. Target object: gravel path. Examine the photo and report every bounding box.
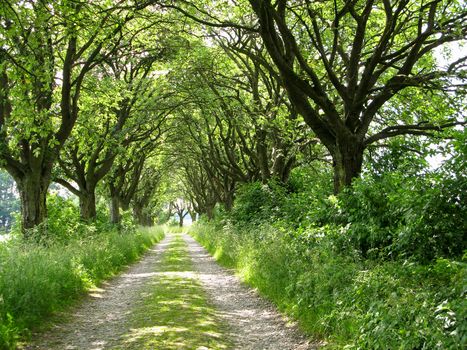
[183,233,315,350]
[25,234,173,350]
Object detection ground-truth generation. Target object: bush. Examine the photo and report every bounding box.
[230,180,288,225]
[190,149,466,348]
[327,169,466,261]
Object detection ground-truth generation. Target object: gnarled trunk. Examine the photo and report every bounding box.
[17,173,49,236]
[331,138,364,193]
[79,190,96,221]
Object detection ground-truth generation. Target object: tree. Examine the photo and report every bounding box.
[169,198,190,227]
[55,37,171,220]
[166,39,324,215]
[132,165,163,226]
[246,0,467,192]
[106,129,166,224]
[0,1,135,233]
[154,0,467,192]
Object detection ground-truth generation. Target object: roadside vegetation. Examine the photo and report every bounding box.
[191,136,466,349]
[0,197,164,349]
[0,1,466,349]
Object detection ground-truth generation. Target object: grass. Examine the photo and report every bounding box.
[117,230,230,349]
[190,221,466,349]
[0,226,164,349]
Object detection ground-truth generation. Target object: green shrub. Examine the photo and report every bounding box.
[328,170,466,261]
[230,180,288,225]
[191,135,466,347]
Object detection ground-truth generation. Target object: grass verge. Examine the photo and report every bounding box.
[190,221,466,349]
[0,226,164,349]
[118,230,230,349]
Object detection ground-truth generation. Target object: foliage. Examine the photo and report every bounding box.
[331,171,466,261]
[238,136,466,262]
[10,194,135,244]
[191,220,466,349]
[0,222,164,348]
[190,136,466,347]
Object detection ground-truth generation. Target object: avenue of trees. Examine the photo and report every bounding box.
[0,0,465,234]
[0,1,465,348]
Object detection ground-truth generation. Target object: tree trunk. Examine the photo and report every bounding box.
[17,174,49,236]
[178,211,184,227]
[224,189,234,211]
[110,195,120,224]
[332,139,364,193]
[79,190,96,221]
[256,128,270,183]
[133,204,148,226]
[144,215,153,227]
[188,210,197,223]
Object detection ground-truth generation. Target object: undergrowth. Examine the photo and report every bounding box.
[191,221,466,349]
[190,154,466,349]
[0,224,164,349]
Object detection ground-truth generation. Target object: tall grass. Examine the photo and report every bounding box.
[0,226,164,349]
[191,221,466,349]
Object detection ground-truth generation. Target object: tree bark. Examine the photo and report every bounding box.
[331,138,364,193]
[133,204,153,226]
[110,195,120,224]
[178,211,185,227]
[256,128,270,183]
[17,173,49,236]
[206,205,214,220]
[79,190,97,221]
[188,210,197,223]
[143,215,153,227]
[120,201,130,212]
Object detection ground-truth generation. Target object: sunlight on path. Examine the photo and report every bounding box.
[115,231,230,349]
[184,233,314,350]
[26,230,312,350]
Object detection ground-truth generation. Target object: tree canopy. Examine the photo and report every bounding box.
[0,0,465,233]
